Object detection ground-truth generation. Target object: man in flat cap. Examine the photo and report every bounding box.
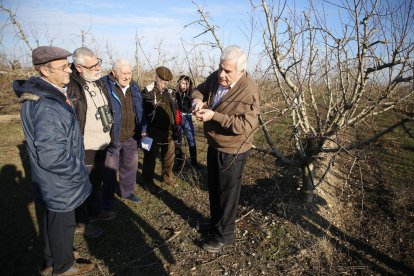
[141,66,179,190]
[100,59,147,212]
[13,46,94,274]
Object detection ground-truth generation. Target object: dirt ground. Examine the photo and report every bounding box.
[1,112,413,275]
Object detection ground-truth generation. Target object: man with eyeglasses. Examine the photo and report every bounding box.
[13,46,94,275]
[101,59,147,211]
[67,47,116,240]
[192,45,260,253]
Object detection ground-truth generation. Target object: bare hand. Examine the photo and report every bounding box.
[192,99,206,113]
[195,109,214,122]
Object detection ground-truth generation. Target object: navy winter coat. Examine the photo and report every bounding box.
[13,77,91,212]
[101,74,147,146]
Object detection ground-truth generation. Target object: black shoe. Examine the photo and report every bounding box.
[201,238,225,253]
[141,181,156,193]
[197,223,214,232]
[91,210,117,222]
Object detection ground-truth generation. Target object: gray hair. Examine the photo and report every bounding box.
[112,59,131,72]
[72,47,96,65]
[220,45,247,73]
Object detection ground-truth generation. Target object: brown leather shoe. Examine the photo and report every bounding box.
[163,177,177,187]
[53,262,94,275]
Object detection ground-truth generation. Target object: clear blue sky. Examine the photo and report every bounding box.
[1,0,259,70]
[2,0,380,74]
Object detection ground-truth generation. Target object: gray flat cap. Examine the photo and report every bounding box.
[32,46,71,65]
[156,66,173,81]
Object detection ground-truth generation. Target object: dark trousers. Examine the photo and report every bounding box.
[207,146,250,243]
[76,149,107,223]
[142,133,175,183]
[102,138,138,210]
[43,209,75,274]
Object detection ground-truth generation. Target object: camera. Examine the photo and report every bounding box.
[95,105,113,133]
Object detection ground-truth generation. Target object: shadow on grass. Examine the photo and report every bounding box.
[3,143,173,275]
[0,142,43,275]
[240,165,414,275]
[135,148,209,230]
[85,195,173,275]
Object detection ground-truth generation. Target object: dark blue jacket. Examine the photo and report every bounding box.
[13,77,91,212]
[101,74,147,146]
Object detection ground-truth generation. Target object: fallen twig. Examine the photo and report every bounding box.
[200,254,229,266]
[236,209,254,223]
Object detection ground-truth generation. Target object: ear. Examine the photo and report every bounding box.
[75,64,82,73]
[39,66,50,77]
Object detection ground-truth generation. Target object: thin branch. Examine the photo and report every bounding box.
[0,3,32,51]
[190,1,223,52]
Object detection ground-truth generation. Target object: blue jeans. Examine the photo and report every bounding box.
[178,113,196,147]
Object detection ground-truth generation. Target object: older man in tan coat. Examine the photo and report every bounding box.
[192,45,260,253]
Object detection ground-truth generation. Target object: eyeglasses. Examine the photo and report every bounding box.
[77,58,102,71]
[45,63,71,72]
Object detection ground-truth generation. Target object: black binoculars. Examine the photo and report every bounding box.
[95,105,113,133]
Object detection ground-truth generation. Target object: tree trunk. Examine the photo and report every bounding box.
[302,162,315,203]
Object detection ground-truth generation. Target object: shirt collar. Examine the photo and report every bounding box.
[40,77,67,95]
[223,72,243,89]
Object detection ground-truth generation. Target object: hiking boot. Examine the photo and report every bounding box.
[91,210,117,222]
[53,262,94,275]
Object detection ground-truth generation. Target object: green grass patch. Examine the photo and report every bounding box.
[264,224,291,259]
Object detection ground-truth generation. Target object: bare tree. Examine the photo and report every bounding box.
[189,0,413,203]
[135,31,142,85]
[0,2,32,51]
[105,39,115,67]
[256,0,414,201]
[185,1,224,52]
